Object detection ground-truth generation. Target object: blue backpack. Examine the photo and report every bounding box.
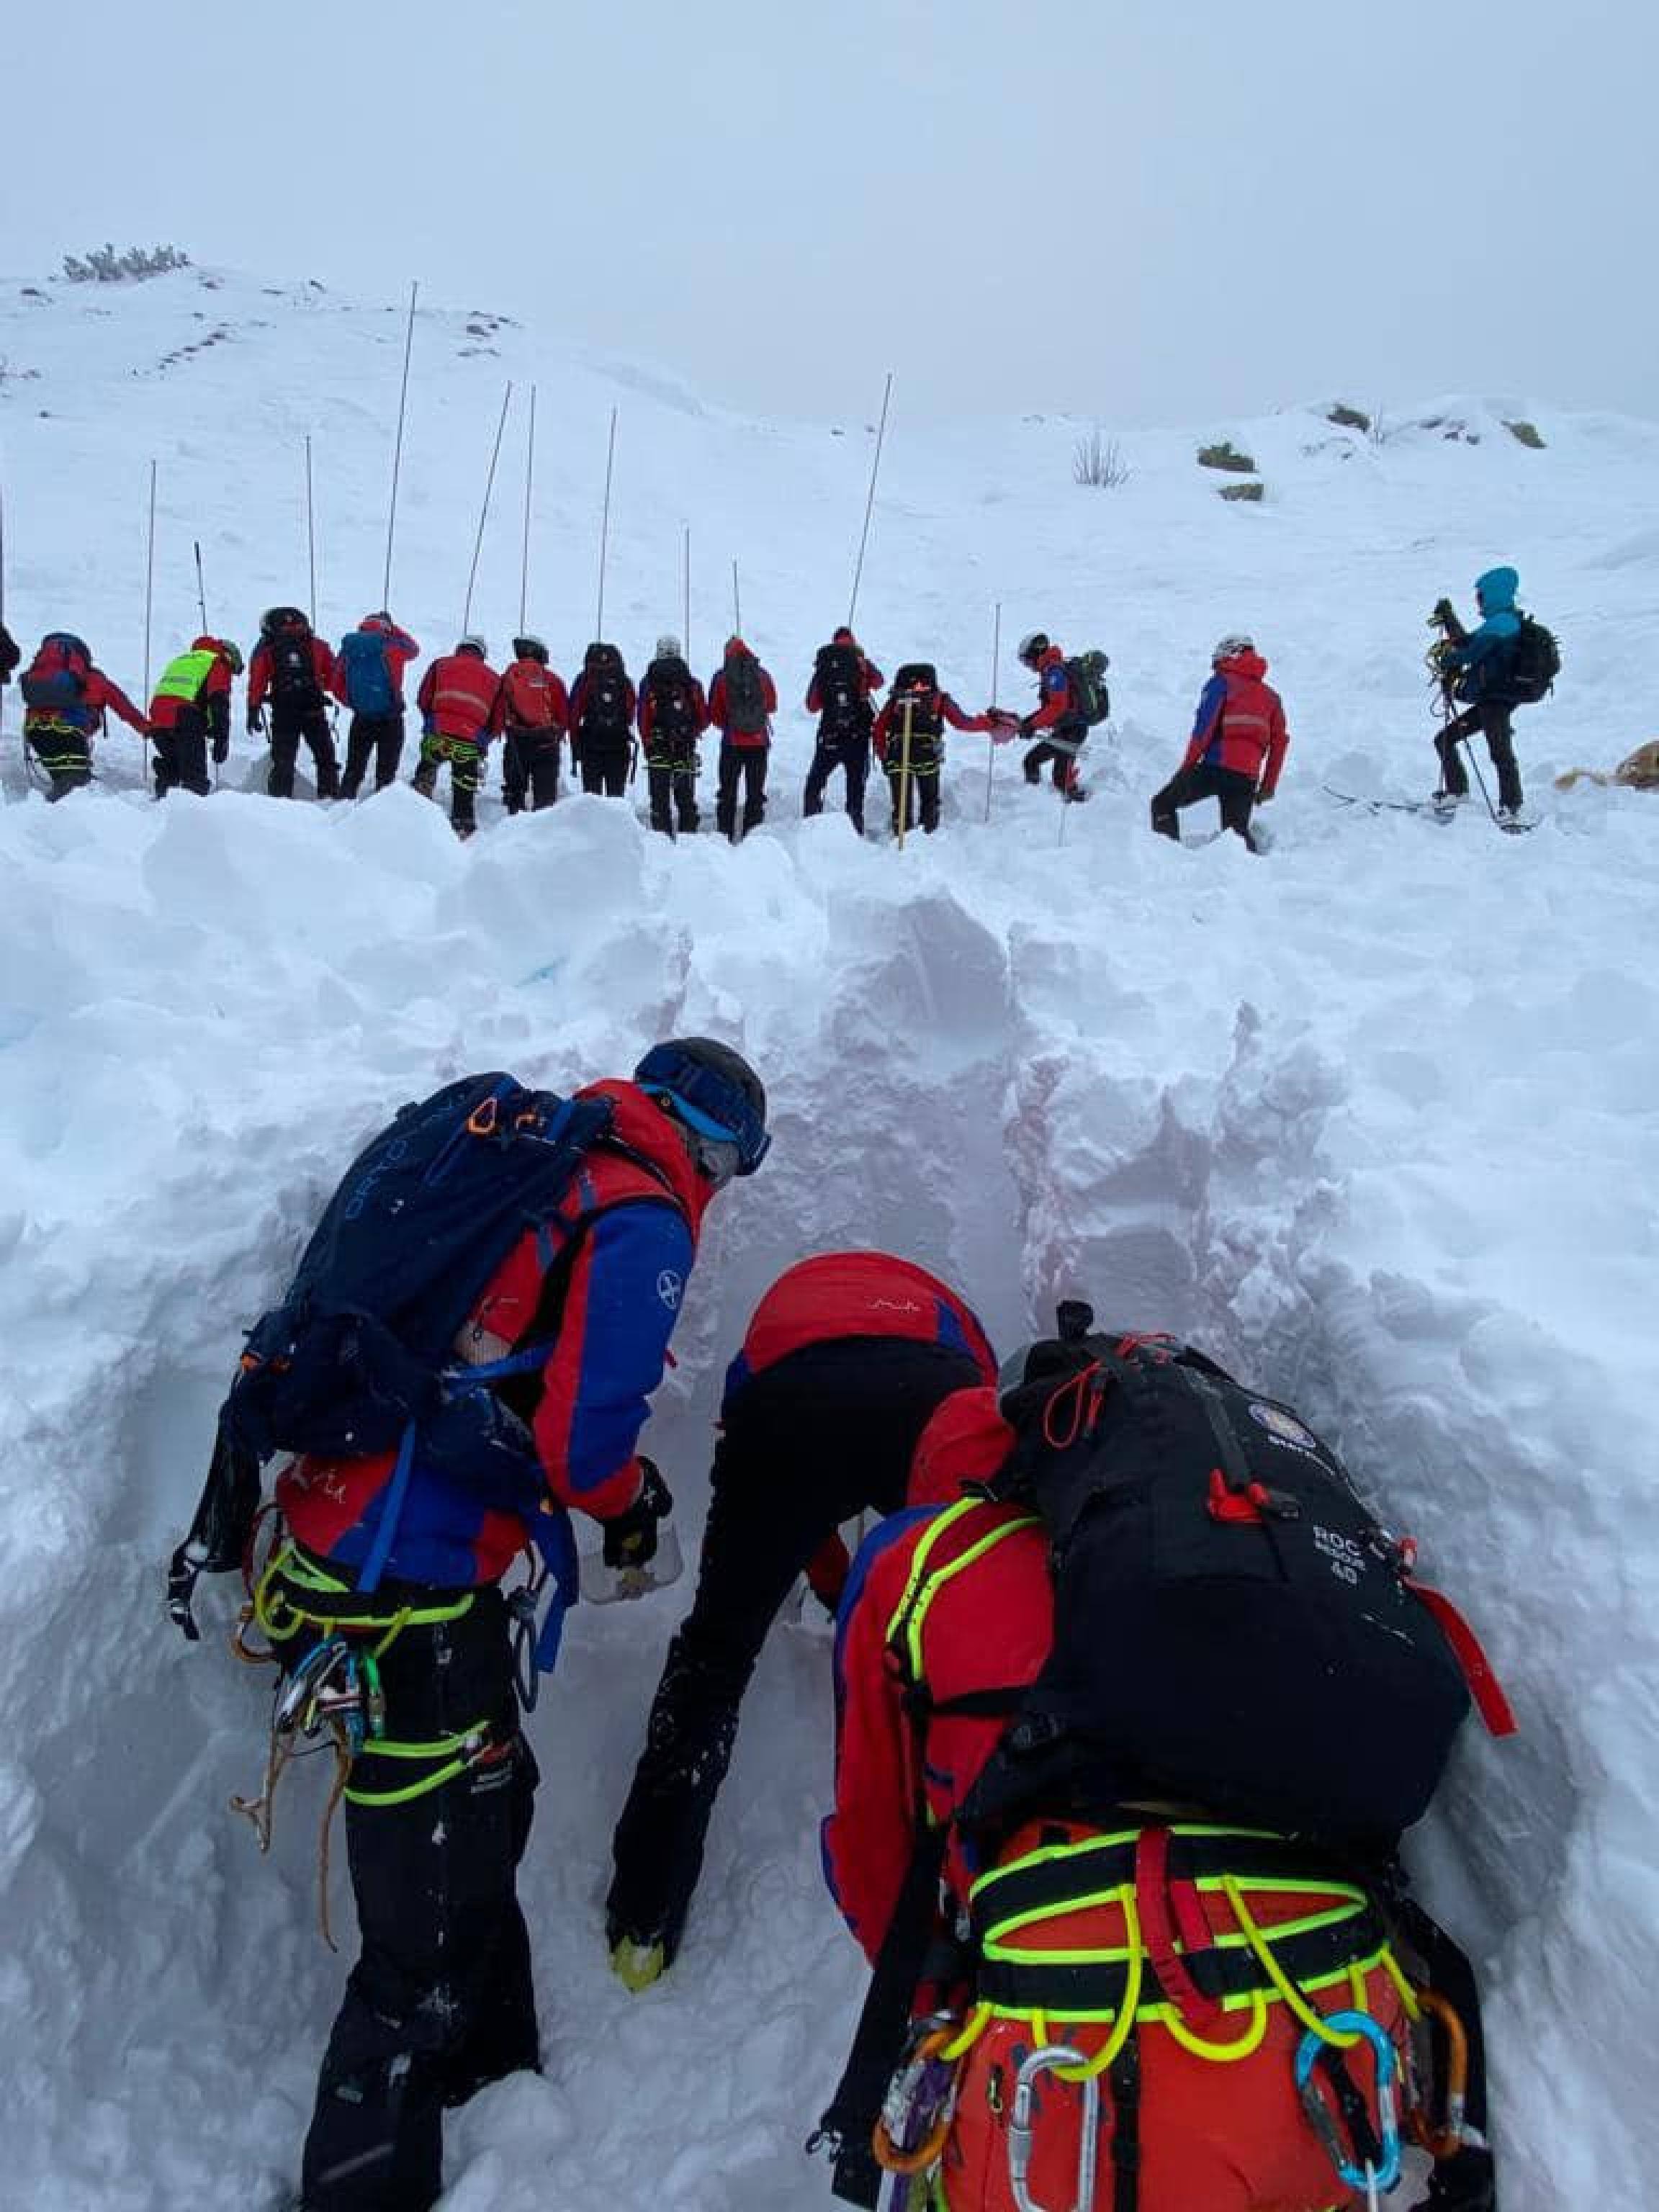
[226,1073,616,1602]
[338,627,399,716]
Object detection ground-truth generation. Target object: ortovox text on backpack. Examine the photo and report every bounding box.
[224,1074,617,1586]
[966,1332,1514,1851]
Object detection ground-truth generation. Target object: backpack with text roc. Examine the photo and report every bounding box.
[1506,615,1560,706]
[723,648,769,737]
[338,628,398,716]
[262,608,323,713]
[644,657,699,752]
[580,643,631,740]
[20,632,92,711]
[814,642,870,737]
[224,1074,617,1588]
[1064,648,1110,727]
[969,1328,1515,1851]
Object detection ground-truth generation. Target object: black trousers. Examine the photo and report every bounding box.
[606,1336,983,1964]
[885,752,941,834]
[647,755,699,835]
[1024,731,1084,796]
[270,705,341,799]
[803,730,871,832]
[341,712,406,798]
[1437,700,1522,811]
[301,1588,539,2212]
[578,738,631,797]
[502,727,562,812]
[153,720,211,797]
[716,742,768,839]
[1151,762,1260,849]
[26,720,93,799]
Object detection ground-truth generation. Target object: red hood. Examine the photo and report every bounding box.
[1218,648,1269,681]
[580,1076,715,1231]
[1038,644,1066,673]
[908,1386,1016,1507]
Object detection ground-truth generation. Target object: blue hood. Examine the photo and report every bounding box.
[1475,565,1519,614]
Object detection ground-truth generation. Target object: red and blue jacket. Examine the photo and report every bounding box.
[333,616,421,712]
[1023,642,1077,734]
[276,1080,711,1588]
[1181,647,1289,796]
[721,1252,997,1409]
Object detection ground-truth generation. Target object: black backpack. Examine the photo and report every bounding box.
[264,611,323,712]
[644,657,698,748]
[1506,615,1560,705]
[1064,648,1111,727]
[723,649,769,735]
[814,642,870,736]
[580,643,631,739]
[967,1329,1513,1852]
[889,663,943,744]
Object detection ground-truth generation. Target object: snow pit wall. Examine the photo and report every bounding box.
[0,783,1648,2208]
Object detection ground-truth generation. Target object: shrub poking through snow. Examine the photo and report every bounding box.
[62,244,191,284]
[1505,418,1546,449]
[1218,479,1265,502]
[1197,439,1257,472]
[1073,429,1131,488]
[1327,403,1371,432]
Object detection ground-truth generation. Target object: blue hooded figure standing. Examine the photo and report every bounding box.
[1431,565,1527,817]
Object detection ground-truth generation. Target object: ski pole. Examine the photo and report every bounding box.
[595,405,618,639]
[984,599,1002,823]
[848,371,894,629]
[1460,731,1501,823]
[518,383,536,636]
[896,698,914,852]
[462,380,513,633]
[383,280,418,611]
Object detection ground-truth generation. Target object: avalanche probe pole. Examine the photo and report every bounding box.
[193,538,210,634]
[462,380,513,634]
[141,459,158,783]
[731,558,742,638]
[595,405,618,639]
[847,370,894,630]
[682,523,691,662]
[518,383,536,636]
[305,436,318,627]
[382,280,418,612]
[984,599,1002,823]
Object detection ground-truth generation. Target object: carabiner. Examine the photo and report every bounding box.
[1407,1987,1485,2159]
[1007,2045,1098,2212]
[1294,2011,1402,2194]
[874,2015,961,2177]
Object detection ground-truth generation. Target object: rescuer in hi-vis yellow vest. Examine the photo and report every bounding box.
[147,635,243,795]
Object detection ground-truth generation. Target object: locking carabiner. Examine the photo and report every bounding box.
[1294,2010,1403,2195]
[1007,2045,1098,2212]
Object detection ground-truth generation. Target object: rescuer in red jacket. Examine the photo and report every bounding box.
[1151,634,1289,852]
[1017,633,1089,800]
[820,1377,1478,2212]
[804,626,886,833]
[148,634,242,796]
[490,634,570,814]
[708,635,778,841]
[414,634,501,837]
[247,607,341,800]
[606,1251,998,1989]
[18,631,150,799]
[873,662,995,835]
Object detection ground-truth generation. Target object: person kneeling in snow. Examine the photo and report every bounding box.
[1151,633,1288,851]
[817,1318,1510,2212]
[606,1252,998,1987]
[168,1038,769,2212]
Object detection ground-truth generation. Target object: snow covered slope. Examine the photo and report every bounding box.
[1,266,1656,2210]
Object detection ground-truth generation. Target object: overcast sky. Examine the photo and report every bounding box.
[6,0,1653,428]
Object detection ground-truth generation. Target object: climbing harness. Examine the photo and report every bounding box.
[1007,2044,1097,2212]
[1295,2010,1402,2206]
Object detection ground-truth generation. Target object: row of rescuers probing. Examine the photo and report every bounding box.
[170,1040,1513,2212]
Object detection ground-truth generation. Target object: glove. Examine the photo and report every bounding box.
[212,733,229,764]
[1018,714,1036,739]
[246,708,264,736]
[1431,595,1457,629]
[1410,2146,1495,2212]
[602,1457,673,1570]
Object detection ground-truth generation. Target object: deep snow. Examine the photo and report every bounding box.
[1,266,1655,2211]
